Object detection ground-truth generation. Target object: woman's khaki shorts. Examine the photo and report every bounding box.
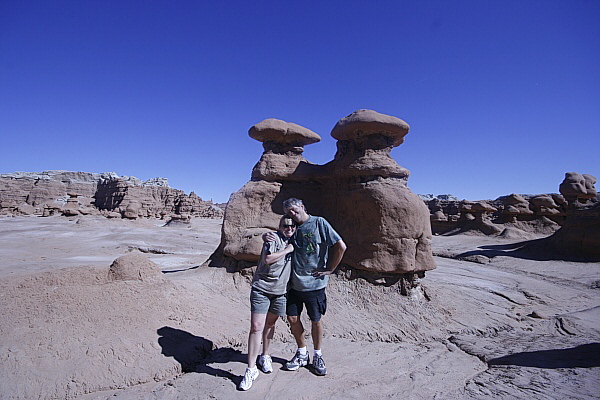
[250,288,287,316]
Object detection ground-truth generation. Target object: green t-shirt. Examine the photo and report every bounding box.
[290,215,342,292]
[251,232,292,295]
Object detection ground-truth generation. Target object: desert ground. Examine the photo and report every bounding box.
[0,215,598,399]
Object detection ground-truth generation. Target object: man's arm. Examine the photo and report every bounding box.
[262,231,278,242]
[264,243,294,264]
[312,239,347,277]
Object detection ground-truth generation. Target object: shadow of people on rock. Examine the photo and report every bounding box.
[157,326,254,387]
[488,343,600,368]
[157,326,214,372]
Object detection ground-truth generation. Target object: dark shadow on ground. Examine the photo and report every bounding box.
[488,343,600,368]
[157,326,287,387]
[457,238,600,262]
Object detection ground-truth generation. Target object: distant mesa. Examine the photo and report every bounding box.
[0,170,222,220]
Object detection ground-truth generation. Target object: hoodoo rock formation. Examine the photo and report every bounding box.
[547,172,599,257]
[422,172,599,259]
[214,110,436,291]
[424,193,567,237]
[0,171,222,220]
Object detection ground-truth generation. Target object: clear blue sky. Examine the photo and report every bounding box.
[1,1,598,203]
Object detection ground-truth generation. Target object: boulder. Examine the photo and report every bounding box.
[123,201,141,219]
[108,254,162,282]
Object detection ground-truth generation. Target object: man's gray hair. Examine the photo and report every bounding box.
[283,198,304,210]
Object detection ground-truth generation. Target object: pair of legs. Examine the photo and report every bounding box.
[286,288,326,352]
[287,315,322,351]
[247,311,279,368]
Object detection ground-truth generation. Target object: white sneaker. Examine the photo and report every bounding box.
[238,367,259,391]
[257,354,273,373]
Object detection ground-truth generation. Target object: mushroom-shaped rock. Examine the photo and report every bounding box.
[431,210,448,222]
[583,174,598,199]
[459,200,475,213]
[530,194,564,216]
[108,254,161,282]
[124,201,141,219]
[329,110,411,179]
[559,172,589,200]
[249,119,322,181]
[331,109,410,147]
[502,194,534,215]
[249,118,321,147]
[472,201,497,213]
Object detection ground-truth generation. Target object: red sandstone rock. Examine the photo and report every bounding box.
[217,110,436,280]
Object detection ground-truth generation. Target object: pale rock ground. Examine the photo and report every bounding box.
[0,216,598,399]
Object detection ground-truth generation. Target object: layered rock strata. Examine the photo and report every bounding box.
[214,110,436,291]
[0,170,222,220]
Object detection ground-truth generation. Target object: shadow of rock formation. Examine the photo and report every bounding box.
[488,342,600,369]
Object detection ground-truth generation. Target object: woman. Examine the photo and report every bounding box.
[239,215,296,391]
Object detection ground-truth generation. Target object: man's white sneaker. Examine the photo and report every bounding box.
[257,354,273,373]
[238,367,259,391]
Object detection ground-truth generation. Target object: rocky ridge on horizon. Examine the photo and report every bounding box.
[0,170,223,220]
[423,172,599,258]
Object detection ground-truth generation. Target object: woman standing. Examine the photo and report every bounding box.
[239,216,295,391]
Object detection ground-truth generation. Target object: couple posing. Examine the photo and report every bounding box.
[239,198,347,391]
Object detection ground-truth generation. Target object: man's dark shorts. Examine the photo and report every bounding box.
[286,288,327,322]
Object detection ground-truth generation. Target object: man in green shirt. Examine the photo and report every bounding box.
[266,197,347,376]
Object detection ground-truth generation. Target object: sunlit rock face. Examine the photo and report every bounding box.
[222,118,323,262]
[218,110,436,280]
[326,110,435,275]
[0,170,222,219]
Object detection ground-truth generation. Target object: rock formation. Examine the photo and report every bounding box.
[213,110,436,291]
[424,193,567,237]
[421,172,599,259]
[546,172,599,257]
[0,170,222,220]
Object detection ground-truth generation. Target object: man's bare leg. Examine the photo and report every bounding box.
[311,320,323,351]
[287,315,306,348]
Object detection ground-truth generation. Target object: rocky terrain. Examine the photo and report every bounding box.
[0,215,598,399]
[0,171,223,220]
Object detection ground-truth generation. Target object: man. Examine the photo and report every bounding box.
[265,197,346,376]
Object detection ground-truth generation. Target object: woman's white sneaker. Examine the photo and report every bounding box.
[238,367,259,391]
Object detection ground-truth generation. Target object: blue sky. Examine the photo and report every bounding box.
[1,0,598,203]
